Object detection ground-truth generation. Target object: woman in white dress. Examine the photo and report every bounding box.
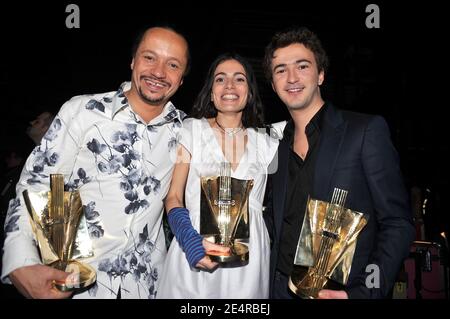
[157,53,278,299]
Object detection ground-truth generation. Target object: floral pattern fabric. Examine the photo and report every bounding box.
[1,82,185,299]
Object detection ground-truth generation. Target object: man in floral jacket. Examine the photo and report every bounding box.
[1,26,190,299]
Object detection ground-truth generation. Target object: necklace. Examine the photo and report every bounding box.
[215,118,244,137]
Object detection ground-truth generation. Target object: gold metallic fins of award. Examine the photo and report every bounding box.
[289,188,369,298]
[200,162,253,263]
[23,174,96,292]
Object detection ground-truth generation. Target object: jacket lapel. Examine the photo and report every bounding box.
[273,138,290,237]
[313,104,347,200]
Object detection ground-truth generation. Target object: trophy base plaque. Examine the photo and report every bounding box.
[51,260,97,292]
[207,242,249,263]
[288,265,344,299]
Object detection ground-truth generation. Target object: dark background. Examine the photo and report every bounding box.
[0,1,447,239]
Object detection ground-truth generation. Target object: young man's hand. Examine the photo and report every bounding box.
[317,289,348,299]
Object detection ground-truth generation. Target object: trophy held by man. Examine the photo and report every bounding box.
[23,174,96,291]
[289,188,368,298]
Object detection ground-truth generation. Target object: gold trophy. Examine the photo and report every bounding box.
[289,188,369,298]
[200,162,253,263]
[22,174,96,291]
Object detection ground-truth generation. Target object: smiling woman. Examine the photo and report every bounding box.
[157,52,279,299]
[211,59,249,117]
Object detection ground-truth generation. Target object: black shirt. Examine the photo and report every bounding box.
[276,104,326,276]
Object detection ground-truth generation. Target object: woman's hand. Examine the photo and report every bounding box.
[195,239,231,271]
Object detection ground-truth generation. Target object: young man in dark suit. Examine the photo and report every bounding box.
[262,27,415,299]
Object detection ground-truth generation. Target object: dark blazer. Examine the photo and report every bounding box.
[264,103,415,299]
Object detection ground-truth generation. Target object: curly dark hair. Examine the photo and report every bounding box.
[190,53,264,129]
[262,26,329,82]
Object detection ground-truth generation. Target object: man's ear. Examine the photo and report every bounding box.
[130,58,135,70]
[318,70,325,86]
[271,81,275,92]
